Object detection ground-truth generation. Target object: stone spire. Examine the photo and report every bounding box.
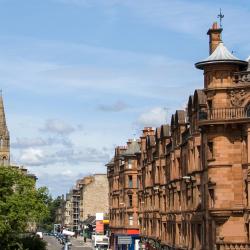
[0,93,10,166]
[0,93,7,133]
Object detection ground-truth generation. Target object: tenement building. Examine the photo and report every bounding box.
[107,22,250,250]
[107,140,141,250]
[56,174,109,233]
[79,174,109,221]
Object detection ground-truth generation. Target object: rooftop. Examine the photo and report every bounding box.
[195,42,247,69]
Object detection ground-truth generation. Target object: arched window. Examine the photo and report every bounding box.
[3,156,8,166]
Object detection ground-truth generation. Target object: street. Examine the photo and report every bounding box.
[44,235,92,250]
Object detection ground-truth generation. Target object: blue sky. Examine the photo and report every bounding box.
[0,0,249,197]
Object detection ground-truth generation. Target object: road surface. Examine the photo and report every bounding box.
[44,235,92,250]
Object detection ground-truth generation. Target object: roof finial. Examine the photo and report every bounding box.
[217,8,224,28]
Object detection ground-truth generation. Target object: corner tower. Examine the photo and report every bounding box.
[0,94,10,166]
[194,23,250,248]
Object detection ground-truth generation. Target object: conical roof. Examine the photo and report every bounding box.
[195,42,247,69]
[123,140,140,156]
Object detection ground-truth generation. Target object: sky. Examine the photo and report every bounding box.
[0,0,249,197]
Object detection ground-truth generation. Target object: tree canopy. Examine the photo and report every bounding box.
[39,195,62,232]
[0,166,49,249]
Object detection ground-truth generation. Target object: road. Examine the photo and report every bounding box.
[44,235,92,250]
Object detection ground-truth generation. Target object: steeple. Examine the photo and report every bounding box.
[0,93,10,166]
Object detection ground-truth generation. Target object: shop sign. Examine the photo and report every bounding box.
[118,235,132,245]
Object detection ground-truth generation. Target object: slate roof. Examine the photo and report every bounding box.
[161,124,170,138]
[123,140,140,156]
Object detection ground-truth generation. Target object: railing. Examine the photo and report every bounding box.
[216,242,250,250]
[199,107,249,121]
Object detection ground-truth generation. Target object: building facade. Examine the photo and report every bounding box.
[108,23,250,250]
[107,140,141,250]
[56,174,109,233]
[79,174,109,222]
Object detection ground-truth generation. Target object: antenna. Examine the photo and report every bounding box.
[217,8,224,28]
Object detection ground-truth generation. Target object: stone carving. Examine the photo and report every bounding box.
[229,89,246,107]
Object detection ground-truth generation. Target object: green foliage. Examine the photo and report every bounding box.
[39,195,62,232]
[0,166,49,249]
[20,235,47,250]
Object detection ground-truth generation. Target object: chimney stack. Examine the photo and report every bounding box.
[207,22,223,55]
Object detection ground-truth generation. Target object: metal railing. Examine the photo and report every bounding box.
[199,107,249,121]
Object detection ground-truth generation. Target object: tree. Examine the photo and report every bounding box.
[39,195,62,232]
[0,166,49,249]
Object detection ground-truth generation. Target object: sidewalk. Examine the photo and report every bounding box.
[70,236,92,248]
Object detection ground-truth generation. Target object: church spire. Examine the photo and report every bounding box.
[0,92,10,166]
[0,92,8,134]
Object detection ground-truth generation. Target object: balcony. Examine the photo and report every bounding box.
[198,107,250,124]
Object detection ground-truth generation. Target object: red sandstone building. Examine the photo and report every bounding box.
[107,140,141,250]
[107,23,250,250]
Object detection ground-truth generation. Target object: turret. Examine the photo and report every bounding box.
[195,23,247,90]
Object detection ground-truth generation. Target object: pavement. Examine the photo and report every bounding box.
[44,235,92,250]
[70,236,92,249]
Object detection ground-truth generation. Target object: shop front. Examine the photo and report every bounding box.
[114,229,140,250]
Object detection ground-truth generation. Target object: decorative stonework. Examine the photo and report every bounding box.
[229,89,246,107]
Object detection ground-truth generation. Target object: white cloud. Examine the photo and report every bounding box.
[36,172,90,197]
[61,169,74,177]
[136,107,168,127]
[0,40,201,101]
[41,119,75,135]
[17,146,111,167]
[53,0,250,48]
[19,148,45,166]
[11,136,72,149]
